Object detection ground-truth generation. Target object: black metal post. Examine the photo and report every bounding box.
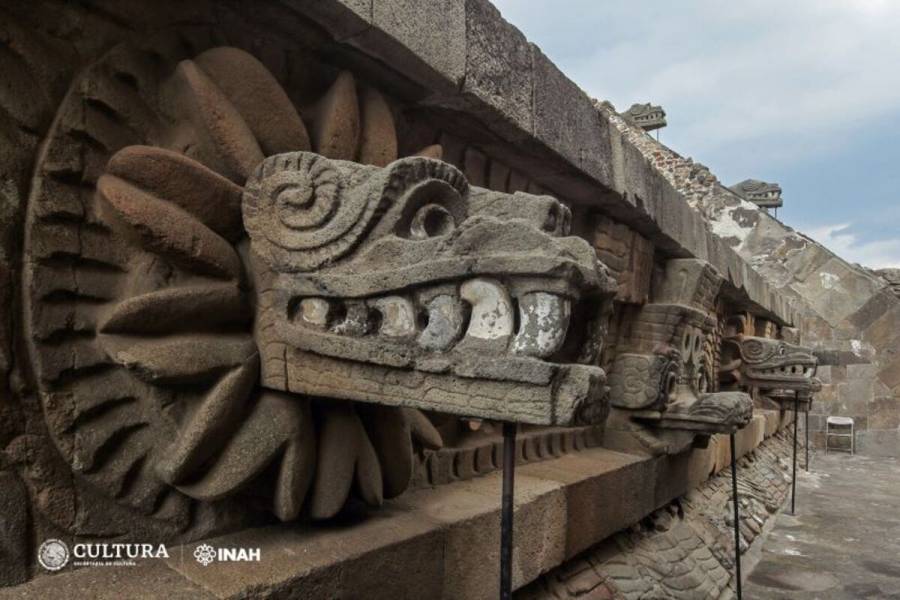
[500,422,516,600]
[730,433,742,600]
[805,407,810,472]
[791,391,798,515]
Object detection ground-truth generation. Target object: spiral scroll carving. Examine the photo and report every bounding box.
[243,153,381,272]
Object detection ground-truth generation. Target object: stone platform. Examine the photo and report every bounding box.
[0,411,791,599]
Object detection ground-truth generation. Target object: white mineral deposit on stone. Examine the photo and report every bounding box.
[417,295,465,351]
[371,296,416,338]
[511,292,571,357]
[299,298,329,327]
[459,278,514,342]
[709,206,752,249]
[819,272,841,289]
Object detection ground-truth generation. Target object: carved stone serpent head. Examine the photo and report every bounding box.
[242,152,614,427]
[719,335,818,392]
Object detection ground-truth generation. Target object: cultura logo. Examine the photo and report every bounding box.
[193,544,216,567]
[37,539,70,571]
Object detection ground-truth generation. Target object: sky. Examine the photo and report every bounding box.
[492,0,900,269]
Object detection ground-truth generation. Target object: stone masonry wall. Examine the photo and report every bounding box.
[519,428,793,599]
[600,103,900,457]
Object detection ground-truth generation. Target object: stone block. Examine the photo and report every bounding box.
[869,396,900,430]
[0,472,28,587]
[791,257,880,326]
[711,415,767,474]
[856,430,900,457]
[531,44,613,186]
[651,445,717,507]
[838,379,874,416]
[758,409,780,437]
[341,524,445,600]
[863,303,900,352]
[156,446,656,599]
[518,449,654,559]
[283,0,372,40]
[780,408,795,431]
[807,413,826,432]
[0,562,211,599]
[371,0,466,87]
[460,0,533,138]
[417,474,566,599]
[786,241,832,283]
[848,289,898,331]
[166,503,443,598]
[847,363,878,380]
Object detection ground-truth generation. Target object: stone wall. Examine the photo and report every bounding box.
[600,104,900,457]
[520,429,793,600]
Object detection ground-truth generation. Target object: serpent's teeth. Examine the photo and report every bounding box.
[458,278,514,350]
[331,300,370,336]
[370,295,417,339]
[511,292,571,358]
[417,295,465,351]
[298,298,329,328]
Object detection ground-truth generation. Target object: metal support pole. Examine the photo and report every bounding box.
[805,408,810,472]
[500,422,516,600]
[730,433,742,600]
[791,392,799,515]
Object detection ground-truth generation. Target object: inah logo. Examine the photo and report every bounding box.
[192,543,261,567]
[193,544,216,567]
[37,539,70,571]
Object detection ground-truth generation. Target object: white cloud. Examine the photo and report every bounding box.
[805,223,900,269]
[494,0,900,164]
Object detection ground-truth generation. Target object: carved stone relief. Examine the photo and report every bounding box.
[22,36,616,531]
[718,334,818,394]
[603,259,754,455]
[622,102,667,132]
[718,316,820,413]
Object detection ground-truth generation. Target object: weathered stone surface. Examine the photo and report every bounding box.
[592,216,653,304]
[532,44,613,186]
[461,0,533,138]
[521,430,793,599]
[0,562,213,600]
[521,451,657,558]
[155,444,695,600]
[856,430,900,457]
[371,0,466,88]
[282,0,371,40]
[0,472,28,587]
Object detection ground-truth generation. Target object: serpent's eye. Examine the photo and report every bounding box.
[410,203,455,239]
[742,339,766,360]
[778,345,786,355]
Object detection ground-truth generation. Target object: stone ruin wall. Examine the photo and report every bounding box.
[0,1,822,597]
[602,106,900,457]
